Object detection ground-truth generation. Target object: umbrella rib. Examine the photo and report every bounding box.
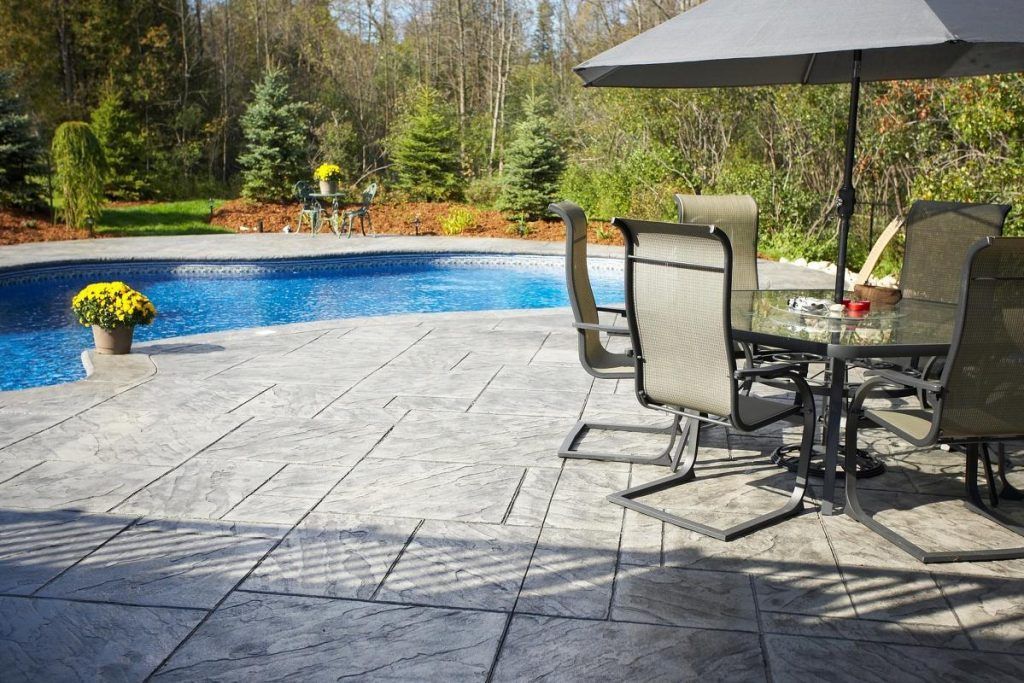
[801,54,817,85]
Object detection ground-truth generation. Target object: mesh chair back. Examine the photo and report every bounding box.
[901,200,1009,304]
[939,237,1024,438]
[616,218,736,417]
[675,194,758,290]
[550,201,608,371]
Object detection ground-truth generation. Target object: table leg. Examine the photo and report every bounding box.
[820,357,846,516]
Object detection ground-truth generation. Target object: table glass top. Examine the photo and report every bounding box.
[731,289,957,357]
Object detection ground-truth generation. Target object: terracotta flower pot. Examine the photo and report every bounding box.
[92,325,134,355]
[319,180,338,195]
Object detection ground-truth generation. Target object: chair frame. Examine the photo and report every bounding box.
[340,182,378,238]
[550,201,686,468]
[294,181,323,234]
[607,219,817,541]
[845,237,1024,563]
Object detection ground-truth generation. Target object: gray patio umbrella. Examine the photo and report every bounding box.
[575,0,1024,300]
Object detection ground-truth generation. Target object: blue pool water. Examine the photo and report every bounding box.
[0,254,623,391]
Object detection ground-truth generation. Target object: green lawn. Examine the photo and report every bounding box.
[95,199,231,237]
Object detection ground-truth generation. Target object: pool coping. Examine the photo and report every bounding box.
[0,233,833,287]
[0,234,606,275]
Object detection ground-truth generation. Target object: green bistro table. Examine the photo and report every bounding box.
[307,192,352,236]
[731,289,957,515]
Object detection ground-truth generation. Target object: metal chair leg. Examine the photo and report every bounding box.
[845,428,1024,563]
[558,414,687,467]
[607,405,814,542]
[996,444,1024,501]
[981,445,1000,507]
[965,444,1024,540]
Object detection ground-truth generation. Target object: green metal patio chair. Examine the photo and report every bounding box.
[550,201,689,468]
[341,182,378,238]
[846,236,1024,563]
[294,181,322,234]
[607,218,817,541]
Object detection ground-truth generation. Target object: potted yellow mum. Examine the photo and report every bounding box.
[313,163,343,194]
[72,282,157,355]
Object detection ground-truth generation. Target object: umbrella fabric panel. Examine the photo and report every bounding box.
[575,0,1024,88]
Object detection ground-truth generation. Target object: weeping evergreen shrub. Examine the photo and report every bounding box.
[52,121,107,229]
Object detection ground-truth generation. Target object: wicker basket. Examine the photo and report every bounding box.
[853,284,902,305]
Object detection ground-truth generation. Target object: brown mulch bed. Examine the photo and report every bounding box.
[211,199,624,246]
[1,200,623,247]
[0,209,91,245]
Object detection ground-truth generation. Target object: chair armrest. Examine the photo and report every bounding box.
[734,364,816,424]
[866,369,943,395]
[572,322,630,336]
[735,363,805,380]
[596,304,626,316]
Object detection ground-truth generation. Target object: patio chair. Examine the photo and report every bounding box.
[901,200,1010,304]
[341,182,378,237]
[845,236,1024,563]
[294,181,322,234]
[607,218,817,541]
[676,193,774,387]
[882,200,1010,398]
[550,201,689,468]
[674,194,758,290]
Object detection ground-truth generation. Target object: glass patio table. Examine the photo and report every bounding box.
[731,288,957,515]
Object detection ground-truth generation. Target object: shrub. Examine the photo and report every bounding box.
[387,86,462,201]
[72,282,156,330]
[0,71,45,209]
[314,116,358,177]
[497,96,566,218]
[505,214,531,237]
[465,175,502,208]
[52,121,107,229]
[440,206,475,235]
[238,68,309,201]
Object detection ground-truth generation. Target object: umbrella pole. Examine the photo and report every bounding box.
[834,50,862,302]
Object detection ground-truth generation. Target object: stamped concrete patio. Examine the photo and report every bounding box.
[2,237,1024,681]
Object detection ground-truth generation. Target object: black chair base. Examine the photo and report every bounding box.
[845,435,1024,563]
[607,411,814,542]
[772,443,886,479]
[558,414,688,469]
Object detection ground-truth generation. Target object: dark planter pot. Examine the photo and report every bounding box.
[92,325,134,355]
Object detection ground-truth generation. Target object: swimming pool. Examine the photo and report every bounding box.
[0,253,623,391]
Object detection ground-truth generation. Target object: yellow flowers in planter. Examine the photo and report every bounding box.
[313,163,344,182]
[72,282,157,330]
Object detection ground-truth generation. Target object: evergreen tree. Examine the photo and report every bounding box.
[497,96,565,218]
[532,0,555,64]
[0,71,45,208]
[90,81,148,200]
[238,68,309,201]
[51,121,107,229]
[387,86,462,201]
